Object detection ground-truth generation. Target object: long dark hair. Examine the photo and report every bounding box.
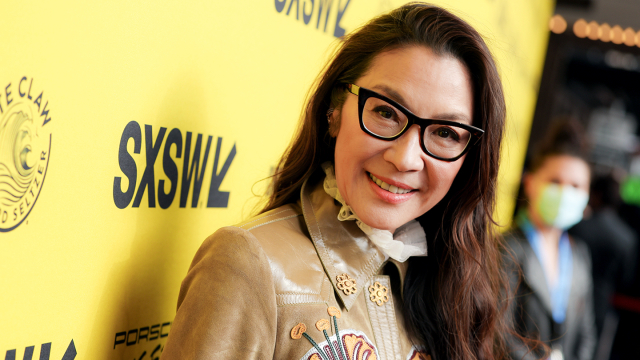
[261,3,508,359]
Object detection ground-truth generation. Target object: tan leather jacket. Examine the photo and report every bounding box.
[162,171,430,360]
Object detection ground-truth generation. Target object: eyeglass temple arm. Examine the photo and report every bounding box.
[472,131,484,145]
[346,84,360,96]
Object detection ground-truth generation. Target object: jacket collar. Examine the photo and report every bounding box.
[512,228,553,314]
[300,170,387,311]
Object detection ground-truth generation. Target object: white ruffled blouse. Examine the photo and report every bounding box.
[321,162,427,262]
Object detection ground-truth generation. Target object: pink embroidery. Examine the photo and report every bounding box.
[300,330,378,360]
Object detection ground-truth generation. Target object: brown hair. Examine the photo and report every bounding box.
[262,3,508,359]
[528,117,590,174]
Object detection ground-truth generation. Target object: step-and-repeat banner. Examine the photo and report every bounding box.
[2,0,552,358]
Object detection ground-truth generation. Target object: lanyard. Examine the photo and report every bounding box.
[518,213,573,324]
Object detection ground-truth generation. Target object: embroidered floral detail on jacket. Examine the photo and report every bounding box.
[336,274,357,295]
[316,319,331,331]
[327,306,341,318]
[299,329,379,360]
[291,323,307,340]
[368,282,389,306]
[406,346,431,360]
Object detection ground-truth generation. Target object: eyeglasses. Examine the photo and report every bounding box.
[346,84,484,161]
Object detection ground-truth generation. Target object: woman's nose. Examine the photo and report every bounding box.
[383,124,425,172]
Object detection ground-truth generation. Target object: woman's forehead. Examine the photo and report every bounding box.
[357,46,474,124]
[535,155,590,182]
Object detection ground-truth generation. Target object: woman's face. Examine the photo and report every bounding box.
[333,45,474,232]
[524,154,591,227]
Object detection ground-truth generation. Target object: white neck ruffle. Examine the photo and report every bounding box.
[321,162,427,262]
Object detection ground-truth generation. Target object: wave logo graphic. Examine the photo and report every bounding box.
[0,76,52,232]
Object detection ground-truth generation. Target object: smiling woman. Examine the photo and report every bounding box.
[162,3,510,360]
[333,46,475,232]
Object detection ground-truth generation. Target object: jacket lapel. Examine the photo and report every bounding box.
[519,238,554,315]
[300,171,386,311]
[565,239,581,332]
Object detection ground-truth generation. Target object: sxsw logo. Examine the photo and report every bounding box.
[113,121,236,209]
[5,340,76,360]
[275,0,351,38]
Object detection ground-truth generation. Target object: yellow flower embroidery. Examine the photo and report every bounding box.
[336,274,357,295]
[315,319,331,331]
[327,306,342,318]
[368,281,389,306]
[291,323,307,340]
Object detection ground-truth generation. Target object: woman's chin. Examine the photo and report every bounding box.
[357,213,404,233]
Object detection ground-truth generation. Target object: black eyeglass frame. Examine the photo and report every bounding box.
[346,83,484,162]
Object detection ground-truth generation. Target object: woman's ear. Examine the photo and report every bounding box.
[522,172,534,201]
[328,106,341,137]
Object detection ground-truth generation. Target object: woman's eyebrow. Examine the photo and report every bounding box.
[431,112,472,124]
[371,84,408,106]
[371,84,471,124]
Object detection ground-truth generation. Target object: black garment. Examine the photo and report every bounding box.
[503,228,597,360]
[569,208,637,336]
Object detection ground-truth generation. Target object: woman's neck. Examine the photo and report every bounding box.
[527,208,562,286]
[527,207,562,245]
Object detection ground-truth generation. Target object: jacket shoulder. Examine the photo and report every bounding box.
[167,224,278,358]
[502,228,529,260]
[235,204,303,231]
[227,204,332,306]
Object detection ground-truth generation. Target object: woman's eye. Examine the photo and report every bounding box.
[374,106,396,119]
[435,127,459,140]
[378,110,393,118]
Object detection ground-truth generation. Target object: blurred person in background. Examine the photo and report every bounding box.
[504,119,597,360]
[569,175,637,360]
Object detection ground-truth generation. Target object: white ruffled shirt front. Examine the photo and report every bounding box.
[321,162,427,262]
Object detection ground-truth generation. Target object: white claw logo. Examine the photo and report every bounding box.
[0,77,52,232]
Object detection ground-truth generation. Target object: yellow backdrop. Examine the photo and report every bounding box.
[1,0,552,358]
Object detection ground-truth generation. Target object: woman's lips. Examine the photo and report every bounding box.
[368,173,413,194]
[367,173,416,204]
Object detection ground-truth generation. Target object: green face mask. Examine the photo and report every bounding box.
[535,183,589,230]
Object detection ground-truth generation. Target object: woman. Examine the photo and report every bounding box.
[162,3,509,359]
[504,120,596,360]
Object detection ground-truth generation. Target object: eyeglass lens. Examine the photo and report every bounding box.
[362,96,472,159]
